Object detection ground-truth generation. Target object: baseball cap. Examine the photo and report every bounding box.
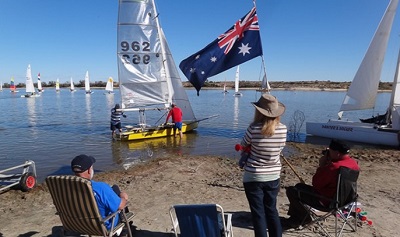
[71,154,96,173]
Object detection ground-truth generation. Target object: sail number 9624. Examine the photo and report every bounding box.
[121,41,151,64]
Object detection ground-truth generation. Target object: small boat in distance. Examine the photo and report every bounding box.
[0,81,2,92]
[84,71,93,94]
[233,66,242,97]
[21,64,40,98]
[104,77,114,94]
[222,78,229,94]
[56,79,60,93]
[37,73,44,93]
[10,77,19,93]
[70,77,76,92]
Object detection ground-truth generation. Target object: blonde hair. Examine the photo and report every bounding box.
[252,110,281,136]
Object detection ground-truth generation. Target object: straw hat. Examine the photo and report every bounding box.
[251,94,285,118]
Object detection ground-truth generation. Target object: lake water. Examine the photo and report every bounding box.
[0,88,390,182]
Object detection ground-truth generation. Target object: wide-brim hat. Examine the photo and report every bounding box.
[251,94,285,118]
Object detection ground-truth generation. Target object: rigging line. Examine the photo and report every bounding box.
[154,109,169,125]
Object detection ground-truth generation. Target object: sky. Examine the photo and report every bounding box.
[1,0,400,84]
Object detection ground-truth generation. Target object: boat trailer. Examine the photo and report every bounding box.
[0,160,37,193]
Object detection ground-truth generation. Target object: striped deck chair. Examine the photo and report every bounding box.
[169,204,233,237]
[46,175,135,237]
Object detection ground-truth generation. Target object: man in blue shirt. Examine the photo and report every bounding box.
[71,154,129,230]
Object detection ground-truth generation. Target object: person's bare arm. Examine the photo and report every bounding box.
[118,191,128,210]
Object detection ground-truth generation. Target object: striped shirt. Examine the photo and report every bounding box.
[110,108,123,125]
[241,122,287,182]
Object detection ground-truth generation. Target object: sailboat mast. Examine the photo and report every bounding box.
[151,0,173,106]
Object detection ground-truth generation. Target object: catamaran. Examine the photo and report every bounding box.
[116,0,198,141]
[233,66,242,96]
[104,77,114,94]
[306,0,400,147]
[37,73,43,93]
[84,71,93,94]
[21,64,40,98]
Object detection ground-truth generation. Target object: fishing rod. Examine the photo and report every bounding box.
[280,154,305,184]
[234,144,305,184]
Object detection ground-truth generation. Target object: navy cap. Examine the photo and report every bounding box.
[329,140,350,154]
[71,154,96,173]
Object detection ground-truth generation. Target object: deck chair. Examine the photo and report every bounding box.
[46,175,135,237]
[169,204,233,237]
[299,166,359,237]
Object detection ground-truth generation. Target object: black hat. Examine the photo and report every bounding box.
[329,139,350,154]
[71,154,96,173]
[115,104,120,109]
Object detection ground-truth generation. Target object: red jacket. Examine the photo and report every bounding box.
[312,155,359,205]
[166,107,182,123]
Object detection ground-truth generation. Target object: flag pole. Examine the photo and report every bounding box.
[253,0,270,93]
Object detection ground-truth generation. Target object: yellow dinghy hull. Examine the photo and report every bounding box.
[119,121,198,141]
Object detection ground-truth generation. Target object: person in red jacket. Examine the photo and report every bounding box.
[165,103,183,139]
[282,139,360,228]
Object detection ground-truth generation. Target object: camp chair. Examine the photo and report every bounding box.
[169,204,233,237]
[299,166,359,237]
[46,175,135,237]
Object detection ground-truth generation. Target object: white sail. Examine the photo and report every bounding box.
[25,64,35,94]
[389,47,400,129]
[105,77,114,92]
[70,77,75,91]
[37,73,43,92]
[84,71,91,93]
[56,79,60,91]
[117,0,196,122]
[0,81,2,91]
[339,0,398,117]
[234,66,240,93]
[261,73,271,91]
[160,28,196,121]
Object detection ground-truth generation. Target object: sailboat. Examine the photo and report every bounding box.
[70,77,76,92]
[116,0,198,141]
[306,0,400,147]
[0,81,2,92]
[222,78,229,94]
[37,73,44,93]
[233,66,242,96]
[10,77,19,93]
[84,71,93,94]
[104,77,114,94]
[21,64,40,98]
[55,79,60,92]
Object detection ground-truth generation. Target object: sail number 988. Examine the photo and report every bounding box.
[121,41,151,65]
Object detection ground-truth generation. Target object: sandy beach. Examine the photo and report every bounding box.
[0,142,399,237]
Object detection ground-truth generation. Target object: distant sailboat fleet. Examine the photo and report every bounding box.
[3,68,116,95]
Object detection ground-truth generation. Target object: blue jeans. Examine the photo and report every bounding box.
[244,179,282,237]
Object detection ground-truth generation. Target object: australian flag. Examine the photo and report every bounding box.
[179,7,263,95]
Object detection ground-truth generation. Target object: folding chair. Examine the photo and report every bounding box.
[169,204,233,237]
[299,166,359,237]
[46,175,135,237]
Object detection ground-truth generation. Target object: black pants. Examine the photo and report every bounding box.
[286,183,325,222]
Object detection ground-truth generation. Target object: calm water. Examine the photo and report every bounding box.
[0,88,390,182]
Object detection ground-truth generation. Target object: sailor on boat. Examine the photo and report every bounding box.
[165,103,183,139]
[110,104,126,138]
